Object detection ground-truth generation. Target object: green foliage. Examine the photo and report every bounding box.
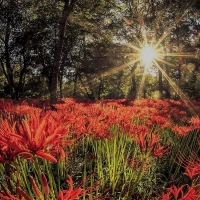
[0,0,199,99]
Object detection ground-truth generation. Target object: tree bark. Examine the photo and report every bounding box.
[73,71,78,98]
[5,19,15,99]
[50,0,77,106]
[128,65,137,99]
[164,56,171,99]
[98,76,103,99]
[158,68,163,99]
[17,44,28,100]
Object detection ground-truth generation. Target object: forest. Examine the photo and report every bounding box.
[1,1,200,199]
[0,0,200,105]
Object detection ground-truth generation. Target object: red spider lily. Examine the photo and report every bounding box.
[148,133,160,149]
[0,111,68,162]
[151,144,167,158]
[160,191,171,200]
[168,185,185,199]
[133,129,167,158]
[169,107,188,123]
[184,164,200,180]
[0,100,14,113]
[177,152,200,180]
[71,116,91,136]
[134,131,149,152]
[161,185,198,200]
[0,146,25,163]
[120,122,136,134]
[128,125,149,151]
[148,133,168,158]
[57,175,83,200]
[91,122,111,140]
[148,115,169,128]
[180,187,197,200]
[0,120,29,161]
[189,116,200,129]
[172,125,193,137]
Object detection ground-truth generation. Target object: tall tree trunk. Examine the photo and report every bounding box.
[164,56,171,99]
[17,46,27,100]
[59,76,63,98]
[143,88,146,98]
[78,73,95,100]
[128,65,137,99]
[5,19,15,99]
[59,64,64,98]
[158,68,163,99]
[73,72,78,98]
[50,0,77,106]
[98,76,103,99]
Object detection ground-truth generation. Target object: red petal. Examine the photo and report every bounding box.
[43,134,59,147]
[58,191,64,200]
[35,119,46,145]
[36,151,57,162]
[22,120,32,142]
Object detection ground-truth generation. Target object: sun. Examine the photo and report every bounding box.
[140,44,157,67]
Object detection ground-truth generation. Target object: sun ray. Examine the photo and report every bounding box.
[153,60,198,115]
[66,0,199,102]
[164,52,199,58]
[156,57,176,68]
[73,59,141,97]
[102,59,140,78]
[125,43,143,52]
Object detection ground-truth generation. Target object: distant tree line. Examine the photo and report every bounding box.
[0,0,200,104]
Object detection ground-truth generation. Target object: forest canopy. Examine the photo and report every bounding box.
[0,0,200,103]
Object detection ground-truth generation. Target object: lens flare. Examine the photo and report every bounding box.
[140,44,157,67]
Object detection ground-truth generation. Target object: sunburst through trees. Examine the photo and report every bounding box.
[112,0,199,114]
[49,0,199,111]
[81,0,199,104]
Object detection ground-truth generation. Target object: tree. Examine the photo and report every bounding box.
[0,0,199,100]
[0,0,57,99]
[0,0,34,99]
[50,0,78,105]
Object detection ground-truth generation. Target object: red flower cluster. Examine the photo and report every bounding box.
[0,111,69,163]
[135,131,167,158]
[172,125,193,137]
[161,185,198,200]
[0,98,199,199]
[58,175,83,200]
[189,116,200,130]
[0,174,82,200]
